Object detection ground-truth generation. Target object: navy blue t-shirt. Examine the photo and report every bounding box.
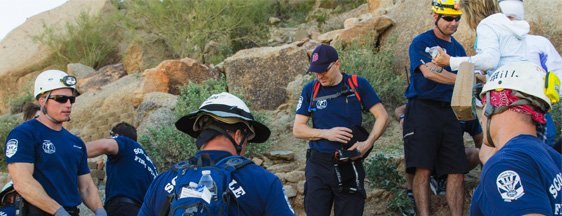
[105,136,158,204]
[460,117,482,136]
[138,151,295,216]
[470,135,562,216]
[0,206,15,216]
[4,119,90,207]
[405,29,467,102]
[295,73,382,153]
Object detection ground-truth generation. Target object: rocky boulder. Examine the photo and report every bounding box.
[66,74,140,143]
[223,44,309,110]
[133,58,222,107]
[67,63,96,80]
[76,63,127,94]
[333,15,393,48]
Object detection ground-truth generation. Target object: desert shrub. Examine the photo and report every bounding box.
[120,0,272,63]
[33,11,121,70]
[273,0,316,27]
[0,115,23,172]
[140,78,273,171]
[552,103,561,140]
[8,88,34,114]
[364,154,412,214]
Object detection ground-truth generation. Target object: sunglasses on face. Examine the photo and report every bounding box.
[441,15,461,22]
[47,95,76,104]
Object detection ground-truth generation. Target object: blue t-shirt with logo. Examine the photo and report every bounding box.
[295,73,381,153]
[0,205,15,216]
[405,29,467,102]
[105,136,158,204]
[4,119,89,207]
[470,135,562,216]
[138,150,295,216]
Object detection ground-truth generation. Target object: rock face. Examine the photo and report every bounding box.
[0,0,114,114]
[76,63,127,94]
[223,44,309,110]
[333,15,393,47]
[133,58,222,107]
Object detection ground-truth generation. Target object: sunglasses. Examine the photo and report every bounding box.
[47,95,76,104]
[441,15,461,22]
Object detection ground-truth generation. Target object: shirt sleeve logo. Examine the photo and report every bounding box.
[296,96,303,111]
[5,139,18,158]
[42,140,56,154]
[496,170,525,202]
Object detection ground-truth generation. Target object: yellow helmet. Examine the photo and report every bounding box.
[432,0,462,15]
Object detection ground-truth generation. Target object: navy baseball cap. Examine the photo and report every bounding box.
[307,44,339,73]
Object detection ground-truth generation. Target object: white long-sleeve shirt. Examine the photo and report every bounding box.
[450,13,529,75]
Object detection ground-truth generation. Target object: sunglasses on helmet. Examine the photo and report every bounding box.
[441,15,461,22]
[47,95,76,104]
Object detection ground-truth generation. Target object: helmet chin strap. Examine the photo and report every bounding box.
[435,15,449,36]
[40,91,69,124]
[207,125,248,155]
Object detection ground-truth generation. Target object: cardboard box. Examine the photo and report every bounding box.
[451,62,476,121]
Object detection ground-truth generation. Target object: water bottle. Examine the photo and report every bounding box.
[198,170,217,201]
[188,182,198,190]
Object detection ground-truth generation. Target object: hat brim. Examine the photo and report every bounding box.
[175,110,271,143]
[307,62,332,73]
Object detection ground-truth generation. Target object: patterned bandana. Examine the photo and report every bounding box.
[482,89,546,124]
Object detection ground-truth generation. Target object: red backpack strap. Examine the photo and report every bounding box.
[347,75,361,101]
[309,80,321,112]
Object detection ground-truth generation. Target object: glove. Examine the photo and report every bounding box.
[95,208,107,216]
[53,207,71,216]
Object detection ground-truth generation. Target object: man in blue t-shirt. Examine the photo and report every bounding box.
[5,70,105,216]
[139,92,295,216]
[293,44,390,216]
[471,62,562,215]
[402,1,468,215]
[86,122,158,216]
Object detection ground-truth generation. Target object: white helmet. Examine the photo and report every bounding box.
[175,92,270,143]
[480,61,552,113]
[34,70,77,99]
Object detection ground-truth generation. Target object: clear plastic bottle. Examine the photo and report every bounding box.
[198,170,217,200]
[188,182,198,190]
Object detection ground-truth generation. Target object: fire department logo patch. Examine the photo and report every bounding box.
[312,53,319,62]
[5,139,18,158]
[42,140,56,154]
[496,170,524,202]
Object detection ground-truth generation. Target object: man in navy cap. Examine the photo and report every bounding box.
[293,44,390,216]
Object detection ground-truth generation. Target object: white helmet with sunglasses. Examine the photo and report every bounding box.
[34,70,77,99]
[33,70,78,123]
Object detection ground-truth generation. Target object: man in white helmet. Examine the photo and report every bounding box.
[470,61,561,215]
[4,70,105,216]
[139,92,295,216]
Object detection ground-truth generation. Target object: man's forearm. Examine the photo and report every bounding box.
[79,174,104,211]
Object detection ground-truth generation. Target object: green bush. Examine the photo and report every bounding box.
[8,89,34,114]
[364,154,412,214]
[336,35,406,110]
[33,11,121,70]
[140,78,273,171]
[273,0,316,27]
[0,115,24,172]
[120,0,272,63]
[552,103,561,140]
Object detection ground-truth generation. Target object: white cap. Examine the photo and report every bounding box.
[189,182,198,188]
[202,170,211,175]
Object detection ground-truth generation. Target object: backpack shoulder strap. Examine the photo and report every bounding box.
[347,75,361,101]
[309,79,321,112]
[216,156,254,171]
[157,194,175,216]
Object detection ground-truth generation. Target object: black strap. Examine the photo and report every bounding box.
[158,194,175,216]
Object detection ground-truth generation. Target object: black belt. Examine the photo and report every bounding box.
[105,196,142,208]
[23,200,79,216]
[308,149,335,163]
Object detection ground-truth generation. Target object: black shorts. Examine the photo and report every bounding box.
[403,99,468,177]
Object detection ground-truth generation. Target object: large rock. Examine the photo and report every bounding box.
[137,107,177,137]
[135,92,178,127]
[123,36,174,74]
[76,63,127,94]
[333,15,393,48]
[65,74,140,143]
[0,0,114,114]
[67,63,96,80]
[223,44,309,110]
[133,58,221,107]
